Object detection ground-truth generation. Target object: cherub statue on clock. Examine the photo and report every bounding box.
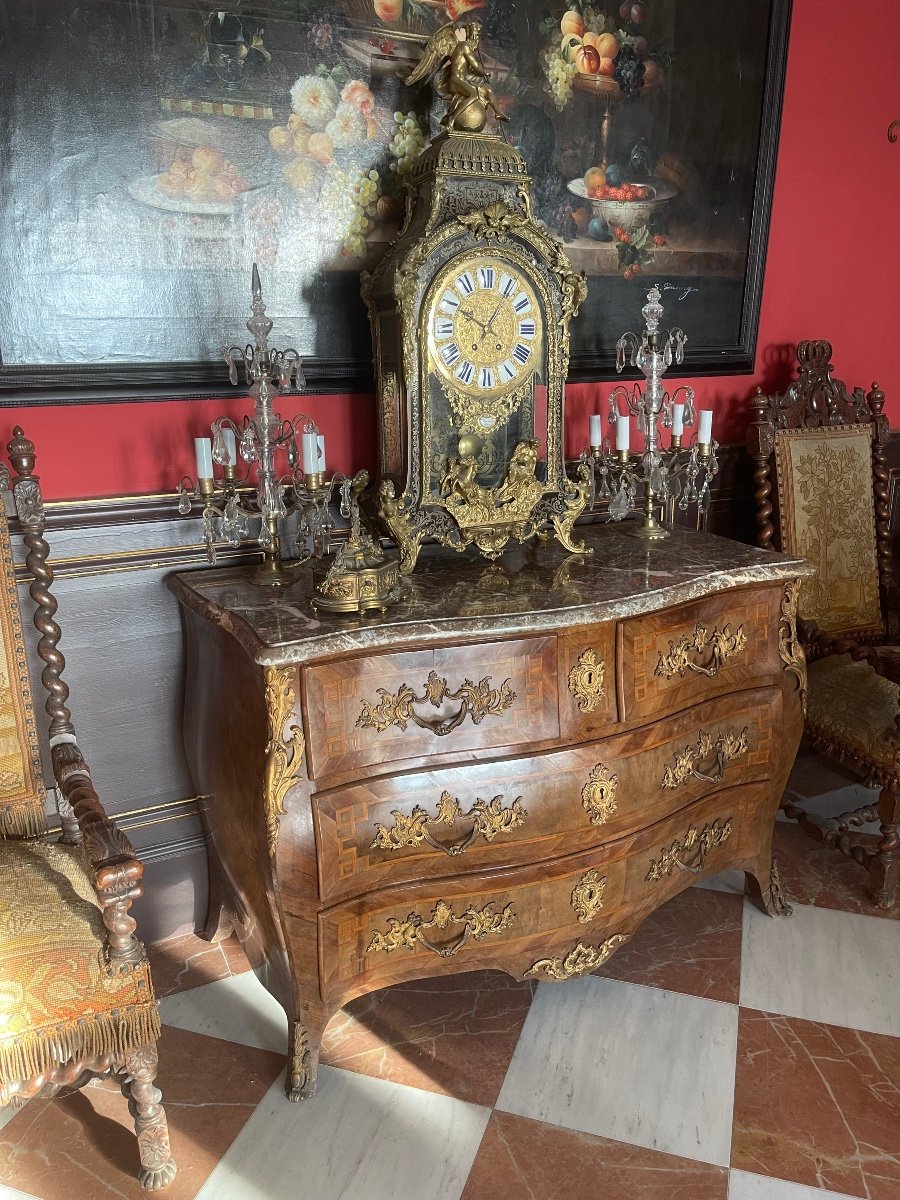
[362,20,592,576]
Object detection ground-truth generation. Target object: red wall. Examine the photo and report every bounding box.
[4,0,898,501]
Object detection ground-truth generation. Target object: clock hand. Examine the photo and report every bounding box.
[458,305,489,335]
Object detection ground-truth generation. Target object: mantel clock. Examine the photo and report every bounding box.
[362,21,591,576]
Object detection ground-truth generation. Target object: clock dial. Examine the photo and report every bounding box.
[428,257,542,397]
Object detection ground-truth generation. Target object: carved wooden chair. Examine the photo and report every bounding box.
[748,340,899,908]
[0,428,176,1189]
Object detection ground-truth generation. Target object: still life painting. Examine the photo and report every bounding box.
[0,0,790,398]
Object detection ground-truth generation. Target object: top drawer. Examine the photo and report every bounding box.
[621,585,782,723]
[303,637,559,780]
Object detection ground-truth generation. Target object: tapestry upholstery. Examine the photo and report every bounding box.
[0,839,159,1102]
[774,425,882,634]
[0,500,45,838]
[806,654,900,788]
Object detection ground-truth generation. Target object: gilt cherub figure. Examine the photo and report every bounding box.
[406,21,508,133]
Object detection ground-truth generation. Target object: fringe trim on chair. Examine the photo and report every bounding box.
[0,800,48,839]
[0,1001,160,1089]
[806,720,900,791]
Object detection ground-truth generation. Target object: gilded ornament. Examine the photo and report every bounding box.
[778,578,808,714]
[405,21,508,134]
[371,790,527,856]
[366,898,516,959]
[571,870,607,923]
[288,1022,313,1102]
[525,934,628,981]
[766,857,793,916]
[581,762,619,826]
[263,667,305,858]
[655,622,747,680]
[567,649,606,713]
[357,670,516,737]
[661,726,750,789]
[645,818,733,883]
[457,200,528,240]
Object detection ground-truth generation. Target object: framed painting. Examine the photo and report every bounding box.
[0,0,792,403]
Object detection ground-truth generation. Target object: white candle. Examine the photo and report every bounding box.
[316,435,327,475]
[221,427,237,465]
[589,414,602,448]
[672,404,685,436]
[194,437,214,480]
[615,415,630,452]
[301,432,319,475]
[698,410,714,443]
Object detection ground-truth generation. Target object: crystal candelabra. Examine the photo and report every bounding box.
[585,285,718,539]
[177,264,345,573]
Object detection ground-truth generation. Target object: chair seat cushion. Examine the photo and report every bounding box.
[806,653,900,786]
[0,839,158,1097]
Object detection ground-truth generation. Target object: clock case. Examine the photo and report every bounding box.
[362,127,591,576]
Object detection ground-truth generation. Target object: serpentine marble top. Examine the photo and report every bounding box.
[169,523,813,666]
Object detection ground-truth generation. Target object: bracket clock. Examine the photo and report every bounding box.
[362,21,591,576]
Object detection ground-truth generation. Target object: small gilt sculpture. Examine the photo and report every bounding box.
[313,470,400,615]
[406,21,508,132]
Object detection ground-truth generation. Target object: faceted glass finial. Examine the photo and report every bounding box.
[641,286,664,336]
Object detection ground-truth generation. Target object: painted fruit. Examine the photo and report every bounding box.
[445,0,486,18]
[619,1,631,18]
[588,216,611,241]
[374,0,402,21]
[575,44,601,74]
[268,125,294,155]
[561,33,583,62]
[560,10,584,36]
[598,56,615,76]
[584,166,606,191]
[572,207,590,233]
[632,35,648,56]
[643,60,659,85]
[582,31,600,50]
[630,2,647,23]
[595,32,619,59]
[604,163,624,186]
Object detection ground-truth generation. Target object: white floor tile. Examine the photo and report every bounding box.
[740,899,900,1036]
[160,972,287,1053]
[495,976,739,1166]
[0,1185,42,1200]
[695,868,747,895]
[195,1067,490,1200]
[729,1168,859,1199]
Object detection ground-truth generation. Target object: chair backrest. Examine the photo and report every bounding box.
[747,340,890,637]
[0,447,45,838]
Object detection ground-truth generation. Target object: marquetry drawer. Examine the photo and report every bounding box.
[620,584,783,723]
[313,685,782,903]
[302,636,560,781]
[318,780,770,1003]
[318,842,629,1002]
[558,623,619,739]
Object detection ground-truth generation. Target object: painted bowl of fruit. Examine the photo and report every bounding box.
[568,173,676,234]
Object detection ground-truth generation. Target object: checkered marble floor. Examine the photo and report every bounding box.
[2,750,899,1200]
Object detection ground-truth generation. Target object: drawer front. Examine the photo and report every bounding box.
[303,637,559,781]
[318,781,768,1003]
[314,686,781,903]
[558,623,619,740]
[621,585,782,723]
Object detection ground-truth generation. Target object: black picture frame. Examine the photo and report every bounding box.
[0,0,792,406]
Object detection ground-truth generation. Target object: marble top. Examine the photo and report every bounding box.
[168,523,813,667]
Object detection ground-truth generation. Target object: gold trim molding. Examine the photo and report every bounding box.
[371,791,526,856]
[661,727,750,790]
[581,762,619,826]
[263,666,305,858]
[525,934,628,981]
[778,578,808,714]
[567,649,606,713]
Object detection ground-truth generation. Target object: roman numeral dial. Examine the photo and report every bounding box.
[428,256,542,396]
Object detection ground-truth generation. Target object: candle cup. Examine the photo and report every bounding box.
[616,448,631,464]
[670,434,683,450]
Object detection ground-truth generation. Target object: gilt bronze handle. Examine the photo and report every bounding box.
[646,817,733,883]
[366,899,516,959]
[356,669,516,736]
[655,622,747,680]
[661,726,750,789]
[371,791,527,856]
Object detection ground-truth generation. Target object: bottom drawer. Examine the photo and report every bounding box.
[318,780,772,1006]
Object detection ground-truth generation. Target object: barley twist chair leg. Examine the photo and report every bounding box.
[122,1044,177,1190]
